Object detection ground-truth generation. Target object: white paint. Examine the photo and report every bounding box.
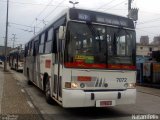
[21,89,25,93]
[27,101,34,108]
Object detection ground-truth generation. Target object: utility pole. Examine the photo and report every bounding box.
[33,26,36,35]
[128,0,138,25]
[34,18,38,35]
[4,0,9,71]
[128,0,132,14]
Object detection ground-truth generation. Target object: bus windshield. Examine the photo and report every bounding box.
[64,22,136,69]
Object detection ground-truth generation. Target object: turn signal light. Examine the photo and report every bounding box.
[127,83,136,89]
[65,82,71,88]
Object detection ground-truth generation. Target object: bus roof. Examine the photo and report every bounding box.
[26,8,134,44]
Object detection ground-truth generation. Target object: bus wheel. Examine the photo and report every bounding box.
[28,80,33,85]
[45,78,53,104]
[27,69,32,85]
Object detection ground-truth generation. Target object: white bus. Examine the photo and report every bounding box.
[9,49,24,72]
[24,8,136,108]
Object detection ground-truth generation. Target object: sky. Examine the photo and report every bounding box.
[0,0,160,48]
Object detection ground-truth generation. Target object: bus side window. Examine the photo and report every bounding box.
[39,33,45,54]
[52,29,57,54]
[52,15,66,54]
[45,27,53,54]
[27,42,30,56]
[54,29,59,64]
[24,44,28,57]
[31,41,34,56]
[28,41,33,56]
[33,39,39,56]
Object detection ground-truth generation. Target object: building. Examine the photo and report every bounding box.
[151,36,160,45]
[140,36,149,45]
[0,46,11,56]
[136,43,160,56]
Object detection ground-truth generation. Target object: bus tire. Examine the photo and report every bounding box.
[45,77,53,104]
[15,64,17,71]
[28,80,33,85]
[16,65,18,71]
[27,69,33,85]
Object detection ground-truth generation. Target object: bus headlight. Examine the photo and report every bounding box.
[18,64,22,67]
[71,82,78,88]
[127,83,136,89]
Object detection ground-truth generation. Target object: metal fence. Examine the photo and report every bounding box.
[136,62,160,84]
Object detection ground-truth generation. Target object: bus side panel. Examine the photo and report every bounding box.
[33,55,41,88]
[39,54,52,89]
[25,56,34,83]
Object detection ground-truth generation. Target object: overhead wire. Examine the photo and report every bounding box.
[136,29,158,36]
[0,0,65,7]
[9,26,34,33]
[35,0,66,27]
[29,0,55,27]
[42,0,66,20]
[96,0,117,10]
[103,0,126,11]
[9,22,41,28]
[137,17,160,25]
[137,25,160,29]
[35,0,54,20]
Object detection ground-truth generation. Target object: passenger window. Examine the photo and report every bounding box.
[45,28,53,53]
[24,44,28,57]
[45,41,52,53]
[29,41,33,56]
[47,28,53,41]
[39,33,45,54]
[41,33,45,44]
[33,40,39,56]
[39,45,43,54]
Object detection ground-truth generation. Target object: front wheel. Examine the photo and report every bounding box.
[27,69,33,85]
[45,79,53,104]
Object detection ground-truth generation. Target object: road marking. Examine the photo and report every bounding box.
[21,89,25,93]
[138,91,160,97]
[17,82,20,85]
[27,101,34,108]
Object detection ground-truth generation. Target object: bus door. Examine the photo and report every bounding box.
[53,29,62,102]
[26,41,34,83]
[30,41,35,84]
[33,40,39,86]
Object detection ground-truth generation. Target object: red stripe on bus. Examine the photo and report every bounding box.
[108,64,136,70]
[64,62,136,70]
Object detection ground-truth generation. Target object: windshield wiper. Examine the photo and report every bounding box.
[86,22,101,39]
[86,22,101,51]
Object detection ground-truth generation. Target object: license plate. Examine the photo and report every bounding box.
[96,100,115,107]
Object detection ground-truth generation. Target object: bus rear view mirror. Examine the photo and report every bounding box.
[58,26,66,40]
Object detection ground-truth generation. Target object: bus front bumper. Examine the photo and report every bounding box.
[62,89,136,108]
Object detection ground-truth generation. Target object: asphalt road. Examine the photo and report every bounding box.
[12,70,160,120]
